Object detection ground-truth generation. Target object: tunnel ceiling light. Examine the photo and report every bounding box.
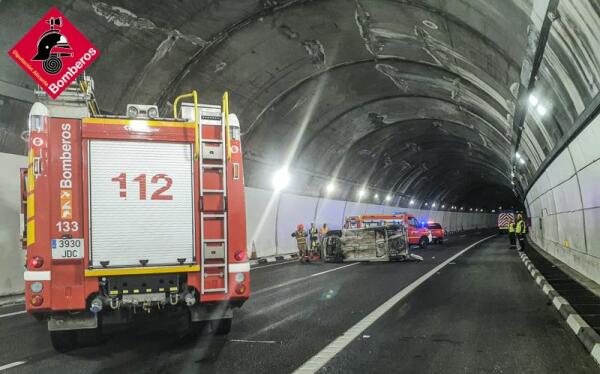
[536,104,547,116]
[409,199,415,205]
[529,94,539,107]
[519,157,526,165]
[326,182,335,193]
[424,202,429,206]
[432,203,436,208]
[385,194,392,202]
[374,193,379,199]
[515,152,521,159]
[441,204,445,208]
[358,189,367,198]
[511,171,515,177]
[272,167,290,191]
[460,207,464,210]
[470,208,473,211]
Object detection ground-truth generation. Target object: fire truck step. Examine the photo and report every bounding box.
[203,263,226,268]
[204,213,225,218]
[202,139,223,143]
[204,189,225,193]
[203,239,225,243]
[204,288,227,293]
[202,164,224,169]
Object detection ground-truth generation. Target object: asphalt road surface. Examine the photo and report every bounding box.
[0,232,597,373]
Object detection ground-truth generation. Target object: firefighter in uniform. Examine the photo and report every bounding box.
[292,224,309,262]
[508,220,516,249]
[309,223,319,257]
[515,214,527,251]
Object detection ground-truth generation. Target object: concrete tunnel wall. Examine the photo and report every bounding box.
[526,110,600,285]
[0,152,496,297]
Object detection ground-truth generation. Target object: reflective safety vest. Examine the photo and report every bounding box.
[294,230,307,246]
[508,223,515,233]
[309,227,318,238]
[515,220,526,234]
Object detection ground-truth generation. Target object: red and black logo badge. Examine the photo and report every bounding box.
[8,7,100,99]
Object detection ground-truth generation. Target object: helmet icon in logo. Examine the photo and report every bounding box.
[31,17,73,75]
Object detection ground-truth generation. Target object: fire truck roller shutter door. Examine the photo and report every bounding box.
[88,140,195,267]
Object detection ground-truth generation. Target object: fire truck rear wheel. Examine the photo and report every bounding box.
[50,330,77,352]
[419,237,428,249]
[212,318,232,335]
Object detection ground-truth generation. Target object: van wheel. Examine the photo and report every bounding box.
[212,318,232,335]
[419,237,428,249]
[50,330,77,352]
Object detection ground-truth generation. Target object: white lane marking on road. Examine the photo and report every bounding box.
[0,310,26,319]
[253,263,359,296]
[0,361,27,371]
[293,234,497,373]
[251,259,299,271]
[229,339,278,344]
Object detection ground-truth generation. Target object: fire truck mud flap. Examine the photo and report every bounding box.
[48,311,98,331]
[189,303,233,322]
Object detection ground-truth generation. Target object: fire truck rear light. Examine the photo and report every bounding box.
[30,281,43,293]
[234,250,246,261]
[235,284,246,295]
[31,295,44,307]
[235,273,245,283]
[29,256,44,268]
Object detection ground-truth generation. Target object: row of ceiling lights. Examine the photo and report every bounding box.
[272,167,495,213]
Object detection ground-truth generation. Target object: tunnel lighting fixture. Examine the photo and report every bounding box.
[409,199,415,205]
[519,157,526,165]
[460,207,464,210]
[374,193,379,199]
[358,189,367,198]
[511,171,515,178]
[424,202,429,206]
[385,194,392,202]
[515,152,521,159]
[441,204,445,209]
[536,104,547,116]
[528,94,539,107]
[470,208,473,211]
[432,203,436,208]
[326,182,335,193]
[492,210,496,213]
[272,167,290,191]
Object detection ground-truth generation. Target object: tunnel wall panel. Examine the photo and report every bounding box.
[245,187,279,258]
[0,153,26,297]
[526,109,600,286]
[276,193,319,255]
[315,198,346,230]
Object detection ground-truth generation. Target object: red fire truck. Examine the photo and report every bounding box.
[344,214,432,248]
[20,77,249,351]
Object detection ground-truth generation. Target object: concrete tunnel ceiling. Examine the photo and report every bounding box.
[2,0,598,210]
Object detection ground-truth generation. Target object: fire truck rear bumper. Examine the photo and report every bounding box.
[48,311,98,331]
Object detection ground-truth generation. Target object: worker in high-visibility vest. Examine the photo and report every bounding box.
[515,214,527,251]
[508,220,516,249]
[292,224,309,262]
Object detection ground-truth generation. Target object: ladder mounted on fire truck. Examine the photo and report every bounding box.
[176,92,233,295]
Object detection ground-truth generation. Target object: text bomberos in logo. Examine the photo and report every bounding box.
[8,7,100,99]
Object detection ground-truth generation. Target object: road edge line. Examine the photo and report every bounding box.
[293,234,497,373]
[518,251,600,367]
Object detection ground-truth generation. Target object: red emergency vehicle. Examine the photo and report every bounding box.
[344,214,432,248]
[20,77,249,351]
[426,222,446,244]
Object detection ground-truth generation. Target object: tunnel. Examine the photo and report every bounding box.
[1,1,600,373]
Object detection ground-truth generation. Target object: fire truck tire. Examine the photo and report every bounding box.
[419,237,428,249]
[50,330,77,352]
[212,318,232,335]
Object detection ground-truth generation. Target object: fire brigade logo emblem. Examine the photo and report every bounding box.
[7,7,100,99]
[32,16,73,75]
